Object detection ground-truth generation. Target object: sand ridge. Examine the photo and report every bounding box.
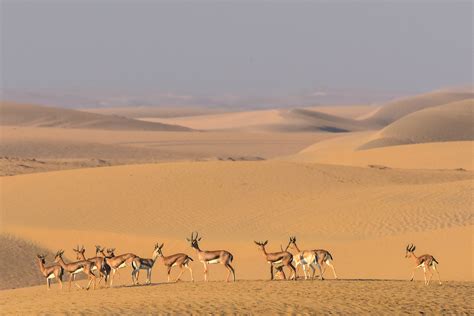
[0,101,190,131]
[359,99,473,149]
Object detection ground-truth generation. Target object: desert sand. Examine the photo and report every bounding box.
[1,280,472,314]
[1,88,473,313]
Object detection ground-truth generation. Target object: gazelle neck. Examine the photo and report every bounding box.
[56,257,67,268]
[36,258,46,275]
[292,243,301,252]
[410,252,418,262]
[152,250,159,263]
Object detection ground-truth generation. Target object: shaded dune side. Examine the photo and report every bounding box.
[359,99,474,150]
[274,108,376,132]
[0,102,191,131]
[363,90,473,126]
[0,234,59,290]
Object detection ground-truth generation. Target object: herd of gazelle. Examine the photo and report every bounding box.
[35,233,441,290]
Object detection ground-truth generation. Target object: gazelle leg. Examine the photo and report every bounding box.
[46,278,50,290]
[423,267,427,285]
[309,264,316,280]
[225,263,235,282]
[203,263,208,282]
[175,266,184,282]
[410,267,416,281]
[326,260,338,279]
[167,267,172,282]
[433,265,442,285]
[133,269,140,285]
[57,273,63,289]
[427,270,434,285]
[289,262,297,280]
[186,264,194,282]
[316,262,324,280]
[145,269,149,284]
[270,264,274,280]
[110,269,116,287]
[302,264,308,280]
[68,274,73,290]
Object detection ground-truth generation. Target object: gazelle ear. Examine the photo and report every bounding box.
[264,240,268,246]
[412,246,416,252]
[198,237,202,241]
[186,238,190,242]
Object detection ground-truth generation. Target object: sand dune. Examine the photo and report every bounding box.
[359,99,473,149]
[364,90,473,126]
[286,132,473,170]
[303,104,379,119]
[82,105,228,118]
[142,107,374,132]
[0,102,190,131]
[0,126,332,176]
[0,234,60,290]
[2,162,472,287]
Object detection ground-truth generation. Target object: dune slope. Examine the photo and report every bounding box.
[359,99,474,149]
[0,234,59,290]
[364,90,473,126]
[1,162,472,284]
[0,102,190,131]
[143,108,374,132]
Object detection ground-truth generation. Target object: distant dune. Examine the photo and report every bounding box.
[286,132,473,170]
[143,107,375,132]
[364,90,473,126]
[82,105,229,118]
[359,99,473,149]
[302,104,379,120]
[279,108,375,132]
[0,102,191,131]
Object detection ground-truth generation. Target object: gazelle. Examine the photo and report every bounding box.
[284,236,320,280]
[54,250,97,290]
[286,237,337,280]
[103,247,138,287]
[155,243,194,282]
[187,232,235,282]
[254,240,296,280]
[36,254,64,290]
[405,244,441,285]
[72,245,110,287]
[130,243,161,285]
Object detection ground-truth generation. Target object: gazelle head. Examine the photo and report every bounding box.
[72,245,86,260]
[187,232,202,250]
[254,240,268,252]
[95,245,105,256]
[154,243,164,257]
[106,248,116,257]
[36,254,47,264]
[405,244,416,258]
[286,236,297,250]
[54,250,64,262]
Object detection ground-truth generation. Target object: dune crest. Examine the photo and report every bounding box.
[358,99,474,149]
[0,102,191,131]
[363,90,473,126]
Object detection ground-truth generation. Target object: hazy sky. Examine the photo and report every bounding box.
[1,0,472,97]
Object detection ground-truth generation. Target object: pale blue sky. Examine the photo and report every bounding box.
[1,0,472,99]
